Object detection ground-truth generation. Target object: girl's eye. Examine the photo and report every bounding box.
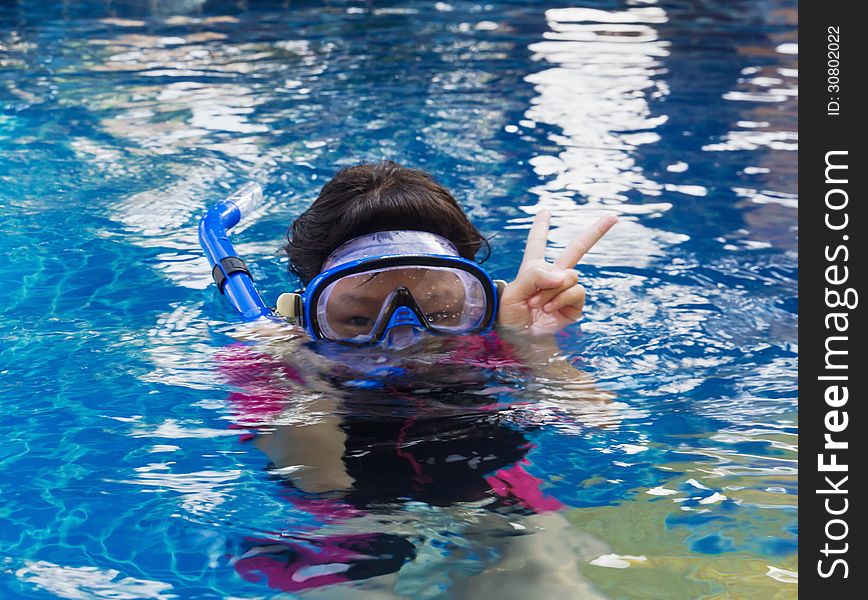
[347,316,373,328]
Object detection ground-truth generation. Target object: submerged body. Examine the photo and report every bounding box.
[199,162,620,594]
[219,329,614,596]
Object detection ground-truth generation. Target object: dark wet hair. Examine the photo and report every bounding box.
[285,161,489,285]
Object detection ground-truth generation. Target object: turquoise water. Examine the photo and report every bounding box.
[1,1,797,598]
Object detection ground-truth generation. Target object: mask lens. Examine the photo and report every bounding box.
[315,266,489,342]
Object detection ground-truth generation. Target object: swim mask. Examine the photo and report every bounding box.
[277,231,500,346]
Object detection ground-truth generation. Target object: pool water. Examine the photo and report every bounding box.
[1,0,797,598]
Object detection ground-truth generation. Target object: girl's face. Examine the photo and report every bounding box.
[303,231,496,344]
[324,267,467,339]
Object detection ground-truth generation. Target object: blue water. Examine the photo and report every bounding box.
[1,1,797,598]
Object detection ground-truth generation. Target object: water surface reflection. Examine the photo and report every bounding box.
[0,1,797,598]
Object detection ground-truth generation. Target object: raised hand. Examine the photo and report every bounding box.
[497,210,617,334]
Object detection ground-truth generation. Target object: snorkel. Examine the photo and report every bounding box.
[198,183,275,322]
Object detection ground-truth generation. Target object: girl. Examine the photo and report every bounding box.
[221,161,617,597]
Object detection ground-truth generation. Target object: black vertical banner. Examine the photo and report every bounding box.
[800,2,865,597]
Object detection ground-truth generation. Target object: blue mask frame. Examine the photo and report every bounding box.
[301,254,499,344]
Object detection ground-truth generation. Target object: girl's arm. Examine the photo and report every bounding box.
[253,398,355,494]
[220,335,355,494]
[496,329,616,406]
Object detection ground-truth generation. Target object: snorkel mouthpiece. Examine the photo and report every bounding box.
[226,182,265,221]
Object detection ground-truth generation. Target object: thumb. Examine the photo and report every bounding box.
[504,266,566,301]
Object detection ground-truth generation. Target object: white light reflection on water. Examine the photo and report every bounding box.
[120,465,242,515]
[134,302,222,389]
[526,6,669,200]
[65,27,293,291]
[0,2,799,597]
[14,561,174,600]
[522,5,686,269]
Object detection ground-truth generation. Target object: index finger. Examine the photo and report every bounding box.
[521,209,552,264]
[553,214,618,269]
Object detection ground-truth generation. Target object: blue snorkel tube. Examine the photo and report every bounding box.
[198,183,275,321]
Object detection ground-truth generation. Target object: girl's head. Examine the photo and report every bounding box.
[285,161,489,285]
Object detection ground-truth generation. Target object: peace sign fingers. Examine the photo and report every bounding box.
[553,214,619,270]
[499,210,618,334]
[521,209,553,265]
